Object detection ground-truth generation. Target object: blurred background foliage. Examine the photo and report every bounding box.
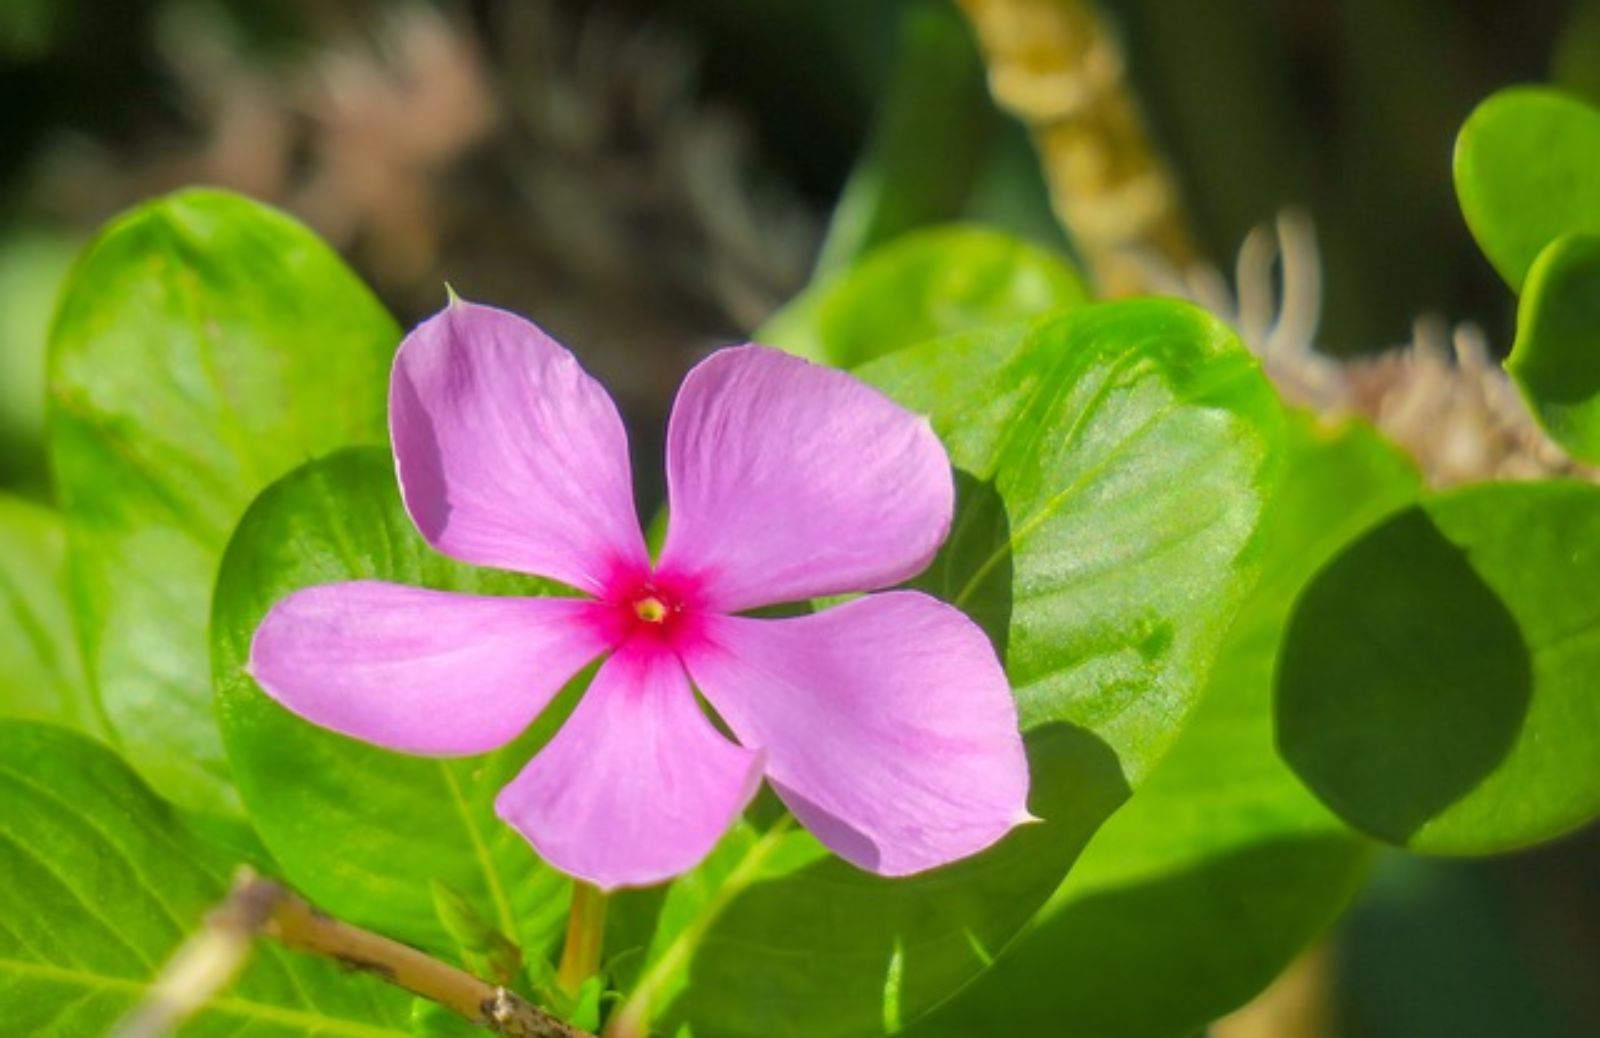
[3,1,1600,1035]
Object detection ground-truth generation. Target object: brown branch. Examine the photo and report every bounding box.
[113,868,591,1038]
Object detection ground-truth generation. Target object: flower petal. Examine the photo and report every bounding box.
[391,301,649,594]
[682,591,1031,876]
[657,345,953,612]
[495,643,763,890]
[250,581,609,755]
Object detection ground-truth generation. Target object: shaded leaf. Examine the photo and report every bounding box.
[812,3,992,273]
[0,230,78,490]
[1278,480,1600,853]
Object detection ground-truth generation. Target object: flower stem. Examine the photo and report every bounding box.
[606,817,793,1038]
[557,881,608,996]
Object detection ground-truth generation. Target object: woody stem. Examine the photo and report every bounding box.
[113,868,587,1038]
[556,881,608,995]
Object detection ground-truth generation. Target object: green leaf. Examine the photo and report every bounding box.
[812,2,992,274]
[874,300,1283,779]
[912,412,1418,1038]
[0,495,97,733]
[48,188,398,814]
[0,230,78,490]
[760,226,1087,368]
[617,299,1282,1037]
[0,719,414,1036]
[429,880,522,987]
[1455,86,1600,290]
[1278,479,1600,854]
[410,1000,481,1038]
[212,447,572,960]
[1506,232,1600,463]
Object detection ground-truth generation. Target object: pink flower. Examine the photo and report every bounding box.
[250,300,1032,890]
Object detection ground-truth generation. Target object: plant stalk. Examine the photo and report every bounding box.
[112,868,589,1038]
[556,881,609,996]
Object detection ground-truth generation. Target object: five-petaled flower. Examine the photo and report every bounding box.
[250,299,1032,889]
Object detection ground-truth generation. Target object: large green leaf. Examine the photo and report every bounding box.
[0,719,414,1036]
[212,448,571,961]
[614,299,1282,1038]
[47,188,398,813]
[0,495,96,732]
[911,412,1418,1038]
[1278,480,1600,854]
[1506,232,1600,463]
[1455,86,1600,290]
[761,226,1086,368]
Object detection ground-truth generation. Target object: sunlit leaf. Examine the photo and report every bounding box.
[1506,232,1600,463]
[0,495,96,733]
[614,299,1282,1037]
[212,448,572,960]
[47,188,398,813]
[0,719,413,1035]
[913,412,1418,1038]
[761,226,1086,368]
[1455,86,1600,290]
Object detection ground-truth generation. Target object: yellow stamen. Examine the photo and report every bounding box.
[634,596,669,624]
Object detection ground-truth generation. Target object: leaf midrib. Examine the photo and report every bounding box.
[439,760,520,943]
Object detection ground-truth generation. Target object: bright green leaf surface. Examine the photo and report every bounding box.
[212,448,571,960]
[48,188,398,814]
[622,299,1281,1038]
[1507,232,1600,463]
[1455,87,1600,290]
[913,413,1418,1038]
[0,719,413,1036]
[1279,480,1600,854]
[874,300,1282,780]
[0,495,97,733]
[760,226,1086,368]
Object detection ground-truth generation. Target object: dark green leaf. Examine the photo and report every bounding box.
[1507,232,1600,463]
[616,299,1282,1037]
[212,447,572,960]
[0,495,97,733]
[48,188,399,813]
[1455,86,1600,290]
[0,719,413,1035]
[913,412,1417,1038]
[812,3,992,273]
[760,226,1086,368]
[1278,480,1600,853]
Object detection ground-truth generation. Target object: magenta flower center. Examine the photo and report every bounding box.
[601,573,695,646]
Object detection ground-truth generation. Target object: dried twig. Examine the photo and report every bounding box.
[113,868,590,1038]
